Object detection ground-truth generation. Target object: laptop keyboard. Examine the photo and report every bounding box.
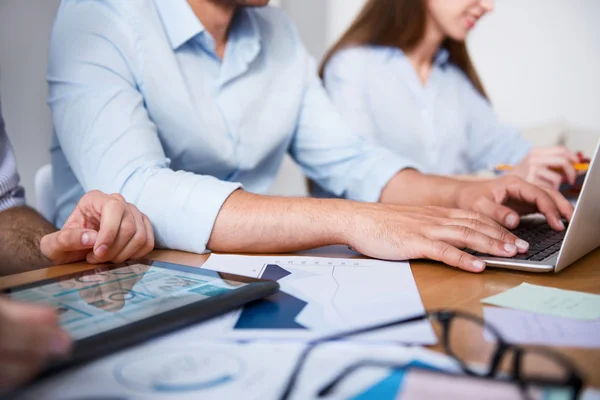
[466,220,566,262]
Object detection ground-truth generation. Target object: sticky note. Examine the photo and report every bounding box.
[481,283,600,320]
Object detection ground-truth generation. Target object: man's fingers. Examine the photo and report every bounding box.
[39,229,97,261]
[505,180,565,231]
[111,205,150,263]
[130,214,155,260]
[95,206,138,263]
[428,226,518,257]
[445,209,506,231]
[418,239,485,273]
[94,198,127,259]
[543,188,575,222]
[440,218,528,252]
[470,196,520,229]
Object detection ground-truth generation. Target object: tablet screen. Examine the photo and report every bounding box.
[6,261,249,340]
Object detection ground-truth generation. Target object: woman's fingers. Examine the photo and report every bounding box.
[541,156,577,185]
[536,168,564,190]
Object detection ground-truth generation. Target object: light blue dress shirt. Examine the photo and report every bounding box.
[0,97,26,212]
[48,1,410,253]
[323,46,533,176]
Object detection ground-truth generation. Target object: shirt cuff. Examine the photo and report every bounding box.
[345,151,421,203]
[156,178,242,253]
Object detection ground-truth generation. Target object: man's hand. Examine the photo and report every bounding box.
[40,191,154,265]
[0,298,71,391]
[342,204,529,273]
[456,175,574,231]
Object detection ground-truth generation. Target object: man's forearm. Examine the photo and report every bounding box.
[0,206,56,276]
[379,169,464,207]
[208,190,353,253]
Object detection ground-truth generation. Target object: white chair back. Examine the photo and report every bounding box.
[34,163,55,222]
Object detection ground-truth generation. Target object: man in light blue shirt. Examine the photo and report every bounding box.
[48,0,573,273]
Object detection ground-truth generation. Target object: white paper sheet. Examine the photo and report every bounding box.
[17,328,456,400]
[195,255,436,344]
[18,339,303,400]
[21,328,580,400]
[484,307,600,348]
[18,310,586,400]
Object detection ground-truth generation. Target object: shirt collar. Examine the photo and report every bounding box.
[155,0,205,50]
[217,8,262,85]
[434,47,450,68]
[228,8,262,54]
[387,46,450,68]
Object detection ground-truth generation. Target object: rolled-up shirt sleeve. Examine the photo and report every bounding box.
[0,98,26,212]
[47,3,241,253]
[290,56,416,202]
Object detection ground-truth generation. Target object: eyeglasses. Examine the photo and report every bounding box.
[278,310,584,400]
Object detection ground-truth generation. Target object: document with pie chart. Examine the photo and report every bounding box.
[197,255,437,344]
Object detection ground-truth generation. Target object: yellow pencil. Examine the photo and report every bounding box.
[495,163,589,172]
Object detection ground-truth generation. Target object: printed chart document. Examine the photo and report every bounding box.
[20,330,574,400]
[18,327,455,400]
[196,255,436,344]
[484,307,600,348]
[482,283,600,320]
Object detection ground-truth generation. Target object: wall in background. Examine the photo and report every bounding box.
[0,0,60,206]
[468,0,600,132]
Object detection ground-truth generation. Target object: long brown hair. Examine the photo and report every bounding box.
[319,0,488,98]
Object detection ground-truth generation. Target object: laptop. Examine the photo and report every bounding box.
[468,140,600,273]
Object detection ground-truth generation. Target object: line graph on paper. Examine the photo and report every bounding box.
[197,255,438,344]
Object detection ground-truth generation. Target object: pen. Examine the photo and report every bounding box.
[494,163,589,173]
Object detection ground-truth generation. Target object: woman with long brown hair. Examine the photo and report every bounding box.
[321,0,578,190]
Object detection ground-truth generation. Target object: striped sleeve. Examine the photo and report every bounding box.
[0,97,26,212]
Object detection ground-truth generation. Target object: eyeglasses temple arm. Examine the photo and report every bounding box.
[278,313,429,400]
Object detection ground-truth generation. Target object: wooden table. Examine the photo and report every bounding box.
[1,248,599,388]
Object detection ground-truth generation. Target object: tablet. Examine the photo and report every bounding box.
[2,259,279,380]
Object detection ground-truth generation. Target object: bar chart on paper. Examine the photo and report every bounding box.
[197,255,437,344]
